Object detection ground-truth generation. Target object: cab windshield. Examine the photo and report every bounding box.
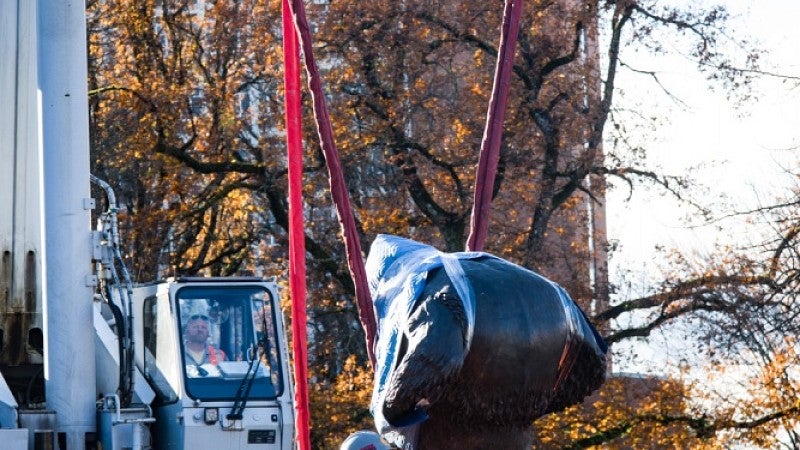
[177,285,282,401]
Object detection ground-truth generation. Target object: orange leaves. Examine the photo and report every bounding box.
[360,207,411,238]
[87,0,292,279]
[535,375,711,449]
[84,1,800,449]
[441,118,470,152]
[471,49,485,69]
[309,355,375,448]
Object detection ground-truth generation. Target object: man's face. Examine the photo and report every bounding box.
[185,316,210,344]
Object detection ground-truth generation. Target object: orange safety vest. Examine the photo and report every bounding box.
[207,345,225,365]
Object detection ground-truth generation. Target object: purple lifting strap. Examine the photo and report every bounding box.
[285,0,377,366]
[467,0,524,252]
[285,0,524,365]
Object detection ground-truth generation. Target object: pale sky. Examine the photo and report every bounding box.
[606,1,800,373]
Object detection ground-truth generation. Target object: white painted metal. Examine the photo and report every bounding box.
[0,371,18,428]
[0,0,18,376]
[15,0,45,363]
[39,0,97,448]
[0,3,17,286]
[2,0,45,367]
[94,302,155,405]
[94,302,121,399]
[0,428,27,450]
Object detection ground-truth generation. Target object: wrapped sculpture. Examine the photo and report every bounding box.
[366,235,607,449]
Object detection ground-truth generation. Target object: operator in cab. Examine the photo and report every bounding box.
[183,313,226,375]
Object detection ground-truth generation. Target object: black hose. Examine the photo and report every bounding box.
[25,365,45,407]
[106,299,133,406]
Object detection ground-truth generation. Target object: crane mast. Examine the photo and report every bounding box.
[1,0,97,448]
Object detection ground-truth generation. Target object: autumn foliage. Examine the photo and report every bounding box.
[86,0,799,448]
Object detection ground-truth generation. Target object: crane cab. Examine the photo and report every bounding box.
[132,277,295,449]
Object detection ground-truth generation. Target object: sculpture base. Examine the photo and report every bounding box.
[417,414,534,450]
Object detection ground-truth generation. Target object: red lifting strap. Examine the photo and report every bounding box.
[282,1,311,449]
[466,0,524,252]
[284,0,378,368]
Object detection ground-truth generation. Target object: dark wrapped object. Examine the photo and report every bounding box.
[366,235,607,449]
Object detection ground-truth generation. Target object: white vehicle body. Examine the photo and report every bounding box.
[121,278,296,450]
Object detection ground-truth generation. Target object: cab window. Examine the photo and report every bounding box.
[177,286,282,401]
[142,295,180,403]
